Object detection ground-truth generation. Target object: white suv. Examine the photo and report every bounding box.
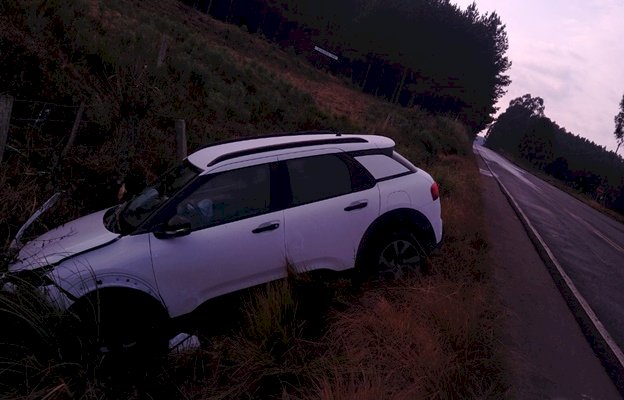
[3,132,442,355]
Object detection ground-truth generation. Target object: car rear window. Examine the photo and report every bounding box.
[355,154,411,180]
[286,154,352,205]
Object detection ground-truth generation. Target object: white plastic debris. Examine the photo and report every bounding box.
[169,332,201,353]
[10,192,61,252]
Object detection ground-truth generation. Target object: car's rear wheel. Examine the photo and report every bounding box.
[361,230,427,282]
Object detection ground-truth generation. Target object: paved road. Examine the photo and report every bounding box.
[476,144,624,362]
[476,152,620,398]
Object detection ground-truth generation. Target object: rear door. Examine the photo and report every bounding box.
[279,150,379,272]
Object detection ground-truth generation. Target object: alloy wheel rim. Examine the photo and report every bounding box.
[378,239,421,280]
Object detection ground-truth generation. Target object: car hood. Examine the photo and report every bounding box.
[10,209,119,272]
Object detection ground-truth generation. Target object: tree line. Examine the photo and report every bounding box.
[182,0,511,135]
[486,94,624,214]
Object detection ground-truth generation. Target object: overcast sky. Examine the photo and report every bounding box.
[453,0,624,152]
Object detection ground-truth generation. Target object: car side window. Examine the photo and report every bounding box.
[342,155,376,191]
[174,164,271,230]
[286,154,354,206]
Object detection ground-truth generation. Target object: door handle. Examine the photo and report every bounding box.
[252,221,280,234]
[344,201,368,211]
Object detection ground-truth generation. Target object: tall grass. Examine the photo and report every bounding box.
[146,155,504,400]
[0,132,506,400]
[302,154,505,400]
[0,1,507,398]
[168,278,335,399]
[0,279,175,399]
[0,282,77,398]
[0,0,357,245]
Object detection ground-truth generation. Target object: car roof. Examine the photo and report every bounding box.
[187,132,395,171]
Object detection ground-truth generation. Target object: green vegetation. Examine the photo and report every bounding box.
[0,0,355,245]
[185,0,511,134]
[1,0,507,398]
[486,94,624,215]
[614,93,624,154]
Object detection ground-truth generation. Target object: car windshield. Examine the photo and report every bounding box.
[105,161,200,234]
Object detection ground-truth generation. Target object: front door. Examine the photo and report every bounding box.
[149,158,286,317]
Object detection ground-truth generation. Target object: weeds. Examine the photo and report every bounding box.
[158,154,505,400]
[0,158,505,400]
[0,281,73,398]
[304,153,506,399]
[170,278,337,399]
[0,0,506,398]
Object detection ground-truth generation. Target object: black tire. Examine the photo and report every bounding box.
[363,230,427,282]
[66,291,169,375]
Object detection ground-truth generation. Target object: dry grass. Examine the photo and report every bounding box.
[301,154,505,400]
[0,129,506,400]
[143,153,506,400]
[0,1,507,398]
[311,282,501,399]
[279,69,376,122]
[166,279,332,400]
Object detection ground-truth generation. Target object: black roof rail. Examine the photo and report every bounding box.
[206,137,368,167]
[198,130,345,151]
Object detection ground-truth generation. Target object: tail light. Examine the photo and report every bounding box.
[430,182,439,201]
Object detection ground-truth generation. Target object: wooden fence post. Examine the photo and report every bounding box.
[0,95,14,164]
[50,101,85,180]
[392,67,408,104]
[156,35,169,68]
[60,101,85,160]
[176,119,187,161]
[119,117,138,179]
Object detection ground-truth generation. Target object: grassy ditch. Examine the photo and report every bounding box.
[166,153,505,400]
[1,0,505,398]
[0,155,506,400]
[302,154,504,399]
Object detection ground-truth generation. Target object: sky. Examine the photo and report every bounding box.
[452,0,624,152]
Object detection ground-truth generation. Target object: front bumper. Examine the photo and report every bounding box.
[1,275,74,312]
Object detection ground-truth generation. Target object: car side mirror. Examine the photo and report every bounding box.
[154,216,191,239]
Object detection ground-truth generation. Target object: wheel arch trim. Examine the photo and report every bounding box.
[65,276,168,317]
[355,208,436,266]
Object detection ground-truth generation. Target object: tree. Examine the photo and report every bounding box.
[518,117,554,169]
[615,93,624,154]
[185,0,511,134]
[487,93,624,216]
[484,94,544,156]
[509,94,545,117]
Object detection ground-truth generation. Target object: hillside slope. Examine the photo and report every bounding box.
[0,1,504,399]
[0,0,469,243]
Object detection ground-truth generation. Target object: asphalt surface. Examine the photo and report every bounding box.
[477,151,619,398]
[475,143,624,396]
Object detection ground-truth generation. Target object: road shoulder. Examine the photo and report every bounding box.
[476,154,620,399]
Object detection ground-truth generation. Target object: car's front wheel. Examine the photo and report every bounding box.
[66,291,169,375]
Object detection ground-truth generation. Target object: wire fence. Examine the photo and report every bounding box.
[10,98,82,126]
[0,95,187,169]
[0,96,84,165]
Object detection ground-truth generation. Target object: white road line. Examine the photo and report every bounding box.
[566,211,624,254]
[478,148,624,371]
[479,168,493,177]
